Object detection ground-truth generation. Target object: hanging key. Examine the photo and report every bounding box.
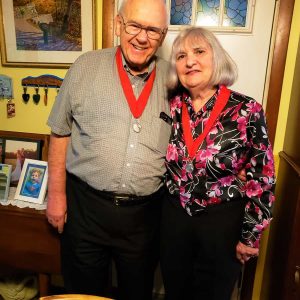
[33,86,40,104]
[44,86,48,106]
[22,85,30,103]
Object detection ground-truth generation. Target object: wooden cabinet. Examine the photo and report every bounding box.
[0,204,60,296]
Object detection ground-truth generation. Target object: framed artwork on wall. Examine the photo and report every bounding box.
[0,0,96,68]
[0,164,12,201]
[15,159,48,205]
[1,137,42,186]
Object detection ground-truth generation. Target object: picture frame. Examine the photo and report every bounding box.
[1,137,42,186]
[0,0,96,68]
[0,163,12,201]
[15,159,48,204]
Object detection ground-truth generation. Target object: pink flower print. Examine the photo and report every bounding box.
[232,153,246,170]
[219,176,234,186]
[198,149,215,162]
[250,157,257,167]
[166,144,178,162]
[170,96,182,117]
[253,238,261,248]
[214,157,226,170]
[266,146,274,162]
[243,180,263,197]
[195,160,206,169]
[237,116,247,132]
[262,163,274,177]
[269,194,275,206]
[247,101,262,114]
[179,187,191,207]
[181,168,188,182]
[230,103,243,121]
[210,183,222,197]
[254,219,270,232]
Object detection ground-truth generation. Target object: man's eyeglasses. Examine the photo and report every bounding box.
[119,15,166,40]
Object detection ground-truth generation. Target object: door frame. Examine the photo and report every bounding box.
[101,0,295,298]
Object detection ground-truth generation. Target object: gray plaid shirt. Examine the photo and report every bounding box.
[47,47,171,196]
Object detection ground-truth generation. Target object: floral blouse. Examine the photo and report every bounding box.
[165,86,276,247]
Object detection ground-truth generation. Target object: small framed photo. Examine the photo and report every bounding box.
[15,159,48,205]
[2,137,42,185]
[0,163,12,201]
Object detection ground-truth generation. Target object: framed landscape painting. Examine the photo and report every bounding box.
[2,137,42,186]
[0,0,96,68]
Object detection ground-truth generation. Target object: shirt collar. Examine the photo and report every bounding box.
[121,53,156,80]
[183,86,220,113]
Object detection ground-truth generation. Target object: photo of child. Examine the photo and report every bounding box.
[20,165,45,198]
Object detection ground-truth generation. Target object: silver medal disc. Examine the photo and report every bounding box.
[186,161,194,173]
[133,122,141,133]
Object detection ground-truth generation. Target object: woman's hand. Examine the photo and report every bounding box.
[237,169,247,182]
[236,241,259,264]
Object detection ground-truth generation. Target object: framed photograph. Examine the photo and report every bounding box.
[2,137,42,185]
[0,164,12,201]
[0,0,96,68]
[15,159,48,204]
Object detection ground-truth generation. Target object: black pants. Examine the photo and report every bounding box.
[61,173,163,300]
[160,194,245,300]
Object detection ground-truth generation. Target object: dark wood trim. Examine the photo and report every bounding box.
[101,1,295,298]
[265,0,295,146]
[279,151,300,177]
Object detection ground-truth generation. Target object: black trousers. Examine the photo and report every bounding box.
[160,194,245,300]
[61,173,163,300]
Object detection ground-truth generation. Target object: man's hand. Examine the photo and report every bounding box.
[236,241,259,264]
[46,193,67,234]
[47,134,69,234]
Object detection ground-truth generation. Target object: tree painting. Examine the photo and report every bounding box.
[13,0,82,51]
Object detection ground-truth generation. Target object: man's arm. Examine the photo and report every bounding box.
[46,133,70,233]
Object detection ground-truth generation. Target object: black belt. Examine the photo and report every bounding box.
[92,187,165,206]
[67,171,164,206]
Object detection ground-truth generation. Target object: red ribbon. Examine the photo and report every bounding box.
[116,47,156,118]
[182,85,231,159]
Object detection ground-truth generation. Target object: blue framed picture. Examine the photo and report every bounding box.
[15,159,48,205]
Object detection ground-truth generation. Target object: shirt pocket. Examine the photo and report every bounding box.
[149,116,171,154]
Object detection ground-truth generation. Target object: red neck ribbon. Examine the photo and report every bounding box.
[182,85,230,159]
[116,47,156,119]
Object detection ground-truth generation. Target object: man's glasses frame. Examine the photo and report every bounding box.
[119,15,167,40]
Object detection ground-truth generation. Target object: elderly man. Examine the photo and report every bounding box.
[46,0,169,299]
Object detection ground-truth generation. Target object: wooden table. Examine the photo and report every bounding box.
[0,204,60,296]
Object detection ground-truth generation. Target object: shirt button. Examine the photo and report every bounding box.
[126,163,131,167]
[130,144,134,148]
[122,184,126,188]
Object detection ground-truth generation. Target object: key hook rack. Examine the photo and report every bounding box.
[21,74,63,88]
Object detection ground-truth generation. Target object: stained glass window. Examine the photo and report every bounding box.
[170,0,193,25]
[196,0,220,27]
[168,0,253,32]
[223,0,248,27]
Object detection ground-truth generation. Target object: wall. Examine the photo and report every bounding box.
[0,0,103,134]
[252,0,300,298]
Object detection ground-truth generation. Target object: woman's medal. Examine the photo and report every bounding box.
[186,160,194,173]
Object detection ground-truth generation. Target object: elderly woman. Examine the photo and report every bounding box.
[160,27,276,300]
